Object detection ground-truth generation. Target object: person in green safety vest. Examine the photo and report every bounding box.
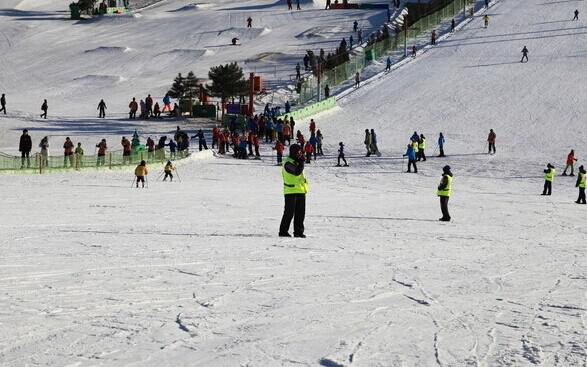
[437,165,453,221]
[279,144,309,238]
[575,165,586,204]
[541,163,555,196]
[418,134,427,161]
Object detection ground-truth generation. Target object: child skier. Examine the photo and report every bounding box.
[274,140,285,165]
[163,161,174,182]
[135,160,148,188]
[304,141,314,163]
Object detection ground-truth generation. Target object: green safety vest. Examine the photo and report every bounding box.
[282,157,309,194]
[418,138,426,150]
[579,172,586,188]
[544,168,555,182]
[437,174,453,197]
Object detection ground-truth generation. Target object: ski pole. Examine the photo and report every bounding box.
[131,177,136,188]
[175,168,182,183]
[145,176,149,189]
[157,170,164,181]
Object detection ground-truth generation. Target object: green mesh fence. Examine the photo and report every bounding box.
[298,0,476,104]
[0,148,189,174]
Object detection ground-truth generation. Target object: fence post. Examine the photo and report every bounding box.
[109,152,112,169]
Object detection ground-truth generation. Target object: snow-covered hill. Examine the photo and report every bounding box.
[1,0,587,366]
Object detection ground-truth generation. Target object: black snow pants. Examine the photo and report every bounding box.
[279,194,305,236]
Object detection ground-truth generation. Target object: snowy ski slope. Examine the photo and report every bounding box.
[1,0,587,366]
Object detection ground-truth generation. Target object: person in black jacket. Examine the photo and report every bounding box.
[19,129,32,168]
[0,93,6,114]
[40,99,48,119]
[279,144,308,238]
[575,165,586,204]
[521,46,529,63]
[97,99,107,118]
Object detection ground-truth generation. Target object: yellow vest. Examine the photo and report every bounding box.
[544,168,555,182]
[437,174,453,197]
[418,138,426,150]
[579,172,586,188]
[282,157,309,194]
[412,141,419,152]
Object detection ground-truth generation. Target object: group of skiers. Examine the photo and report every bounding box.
[542,150,586,204]
[128,93,177,119]
[402,131,443,173]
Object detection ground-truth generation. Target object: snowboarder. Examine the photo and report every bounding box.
[487,129,496,154]
[576,165,586,204]
[40,99,48,119]
[437,165,453,221]
[364,129,372,156]
[418,134,427,161]
[483,15,489,28]
[355,72,360,88]
[370,129,381,156]
[573,9,579,21]
[96,139,107,166]
[542,163,555,195]
[451,18,455,32]
[63,137,74,167]
[438,132,445,157]
[129,97,138,119]
[520,46,529,63]
[246,17,252,28]
[39,136,49,167]
[403,143,417,173]
[0,93,6,114]
[19,129,32,168]
[562,150,577,176]
[97,99,107,118]
[337,142,348,167]
[163,161,174,182]
[279,144,308,238]
[431,30,437,45]
[134,160,148,188]
[353,20,358,32]
[385,56,392,72]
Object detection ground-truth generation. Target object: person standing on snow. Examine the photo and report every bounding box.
[483,15,490,28]
[353,20,358,32]
[63,137,74,168]
[134,160,148,188]
[162,93,172,113]
[139,99,146,119]
[296,63,301,80]
[418,134,427,161]
[562,149,577,176]
[542,163,555,196]
[39,136,49,167]
[0,93,6,114]
[145,94,154,118]
[573,9,579,21]
[274,140,285,165]
[96,138,107,166]
[403,143,417,173]
[129,97,138,119]
[520,46,529,63]
[246,16,252,28]
[279,144,309,238]
[431,30,437,45]
[304,141,314,163]
[316,129,324,155]
[19,129,32,168]
[487,129,496,154]
[370,129,381,156]
[121,136,132,164]
[385,57,392,72]
[451,18,455,32]
[97,99,107,118]
[575,165,586,204]
[354,72,361,88]
[364,129,372,156]
[437,132,445,157]
[192,129,208,151]
[437,165,453,221]
[337,142,348,167]
[40,99,48,119]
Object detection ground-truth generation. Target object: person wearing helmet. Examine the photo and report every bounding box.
[437,165,453,221]
[279,144,309,238]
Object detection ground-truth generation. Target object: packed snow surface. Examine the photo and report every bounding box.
[1,0,587,366]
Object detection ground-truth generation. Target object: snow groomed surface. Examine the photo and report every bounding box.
[1,0,587,366]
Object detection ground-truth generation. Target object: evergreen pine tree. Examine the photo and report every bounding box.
[206,63,248,120]
[168,73,185,100]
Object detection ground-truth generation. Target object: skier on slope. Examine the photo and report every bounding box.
[279,144,308,238]
[403,143,417,173]
[134,160,148,188]
[97,99,107,118]
[304,141,314,163]
[337,142,348,167]
[274,140,285,165]
[575,165,586,204]
[437,165,453,221]
[520,46,529,63]
[562,149,577,176]
[541,163,555,196]
[437,132,445,157]
[0,93,6,115]
[163,161,174,182]
[487,129,496,154]
[308,133,318,161]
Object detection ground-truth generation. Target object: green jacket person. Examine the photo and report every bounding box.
[279,144,309,238]
[437,165,453,221]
